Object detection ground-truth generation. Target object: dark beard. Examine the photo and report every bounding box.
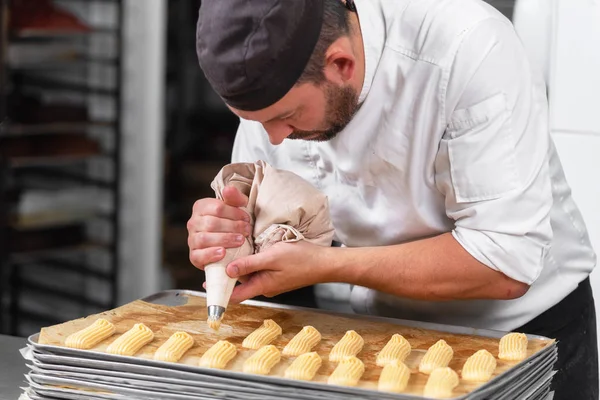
[287,83,359,142]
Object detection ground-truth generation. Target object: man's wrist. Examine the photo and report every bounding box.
[318,245,352,284]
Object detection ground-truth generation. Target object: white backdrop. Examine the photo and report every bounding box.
[117,0,166,304]
[514,0,600,384]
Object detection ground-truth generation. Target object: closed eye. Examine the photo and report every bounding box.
[282,112,296,121]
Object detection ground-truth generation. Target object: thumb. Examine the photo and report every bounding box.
[229,273,268,303]
[226,253,267,279]
[222,186,249,208]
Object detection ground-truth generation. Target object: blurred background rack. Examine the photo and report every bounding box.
[0,0,124,336]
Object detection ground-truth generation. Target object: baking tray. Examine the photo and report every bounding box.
[497,369,554,400]
[27,374,220,400]
[492,363,554,400]
[29,352,285,391]
[24,352,557,400]
[25,377,125,400]
[458,347,556,400]
[27,370,356,400]
[28,352,345,400]
[25,369,552,400]
[26,290,558,400]
[26,344,557,400]
[27,370,271,400]
[28,341,555,387]
[26,336,557,400]
[144,290,557,341]
[26,364,339,400]
[26,349,556,400]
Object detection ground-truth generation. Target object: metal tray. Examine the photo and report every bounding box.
[461,347,556,400]
[27,374,216,400]
[28,351,344,400]
[27,369,269,400]
[28,341,556,396]
[26,349,556,400]
[25,377,125,400]
[26,289,558,400]
[27,336,557,400]
[26,363,338,400]
[144,290,557,341]
[25,350,557,400]
[500,371,554,400]
[493,358,555,400]
[29,351,280,391]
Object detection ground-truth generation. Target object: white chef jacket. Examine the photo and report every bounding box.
[231,0,597,330]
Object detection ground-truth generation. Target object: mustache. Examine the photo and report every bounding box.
[288,129,335,142]
[288,130,325,139]
[289,121,349,142]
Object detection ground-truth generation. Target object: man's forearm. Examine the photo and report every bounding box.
[323,232,529,301]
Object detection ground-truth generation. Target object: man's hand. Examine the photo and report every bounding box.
[222,232,529,304]
[190,195,529,303]
[224,240,334,303]
[187,186,252,270]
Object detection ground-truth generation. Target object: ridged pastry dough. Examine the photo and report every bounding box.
[284,352,322,381]
[153,331,194,362]
[242,319,282,349]
[461,349,497,382]
[199,340,237,369]
[378,359,411,393]
[327,356,365,387]
[65,319,116,350]
[498,332,528,361]
[376,334,411,366]
[424,367,459,399]
[329,330,364,362]
[207,319,221,331]
[243,345,281,375]
[419,339,453,374]
[106,323,154,356]
[283,326,321,356]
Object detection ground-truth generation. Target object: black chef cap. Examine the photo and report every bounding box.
[196,0,325,111]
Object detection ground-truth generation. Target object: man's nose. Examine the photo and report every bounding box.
[263,121,294,145]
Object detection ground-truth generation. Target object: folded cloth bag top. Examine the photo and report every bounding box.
[212,160,335,253]
[204,160,335,328]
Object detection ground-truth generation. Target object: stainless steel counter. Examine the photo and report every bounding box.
[0,335,27,400]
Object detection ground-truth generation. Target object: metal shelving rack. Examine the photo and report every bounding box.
[0,0,8,334]
[0,0,123,336]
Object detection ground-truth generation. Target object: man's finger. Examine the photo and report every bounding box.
[222,186,249,208]
[202,275,249,291]
[189,215,250,236]
[189,231,246,250]
[189,247,225,270]
[226,253,266,279]
[229,275,266,303]
[192,198,248,221]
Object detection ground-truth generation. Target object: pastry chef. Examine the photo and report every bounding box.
[187,0,598,397]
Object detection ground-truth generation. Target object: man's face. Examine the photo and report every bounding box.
[231,80,359,145]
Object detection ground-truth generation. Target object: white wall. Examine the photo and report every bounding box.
[117,0,167,303]
[547,0,600,323]
[514,0,600,276]
[515,0,600,385]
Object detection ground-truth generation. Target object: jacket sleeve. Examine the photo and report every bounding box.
[435,18,553,284]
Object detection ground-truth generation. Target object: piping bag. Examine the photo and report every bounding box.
[205,160,335,330]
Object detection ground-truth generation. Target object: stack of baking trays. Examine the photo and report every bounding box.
[19,290,558,400]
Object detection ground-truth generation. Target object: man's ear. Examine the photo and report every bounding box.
[323,37,356,85]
